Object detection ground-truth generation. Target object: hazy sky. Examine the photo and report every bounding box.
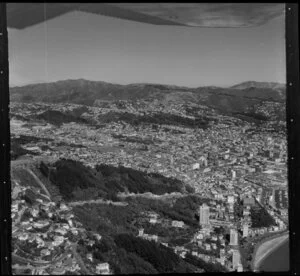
[8,10,286,87]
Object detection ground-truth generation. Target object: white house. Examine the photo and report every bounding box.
[192,163,200,170]
[172,220,185,228]
[96,263,110,275]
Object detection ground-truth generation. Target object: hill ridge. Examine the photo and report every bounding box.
[10,78,285,90]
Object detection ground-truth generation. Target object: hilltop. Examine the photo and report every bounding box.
[39,159,193,201]
[230,81,285,92]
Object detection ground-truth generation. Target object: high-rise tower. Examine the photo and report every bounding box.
[199,203,210,226]
[230,228,238,246]
[232,249,241,270]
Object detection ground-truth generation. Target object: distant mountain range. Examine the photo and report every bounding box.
[10,79,286,121]
[230,81,286,94]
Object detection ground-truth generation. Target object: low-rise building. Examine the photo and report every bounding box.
[172,220,185,228]
[96,263,110,275]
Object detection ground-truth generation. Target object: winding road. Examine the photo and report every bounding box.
[25,168,52,199]
[69,198,128,207]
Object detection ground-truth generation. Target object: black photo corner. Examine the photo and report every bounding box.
[0,2,299,275]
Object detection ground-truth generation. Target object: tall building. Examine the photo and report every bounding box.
[242,224,249,238]
[230,228,238,246]
[219,248,225,259]
[232,249,241,270]
[231,170,236,179]
[199,203,210,226]
[138,228,144,237]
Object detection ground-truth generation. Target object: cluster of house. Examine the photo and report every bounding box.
[135,184,287,272]
[86,253,111,275]
[146,212,186,228]
[11,102,287,201]
[12,179,112,275]
[138,228,158,242]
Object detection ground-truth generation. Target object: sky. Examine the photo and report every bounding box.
[8,9,286,88]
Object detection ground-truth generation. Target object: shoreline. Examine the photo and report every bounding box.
[252,231,289,271]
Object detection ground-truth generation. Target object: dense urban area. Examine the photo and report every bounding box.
[10,80,288,274]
